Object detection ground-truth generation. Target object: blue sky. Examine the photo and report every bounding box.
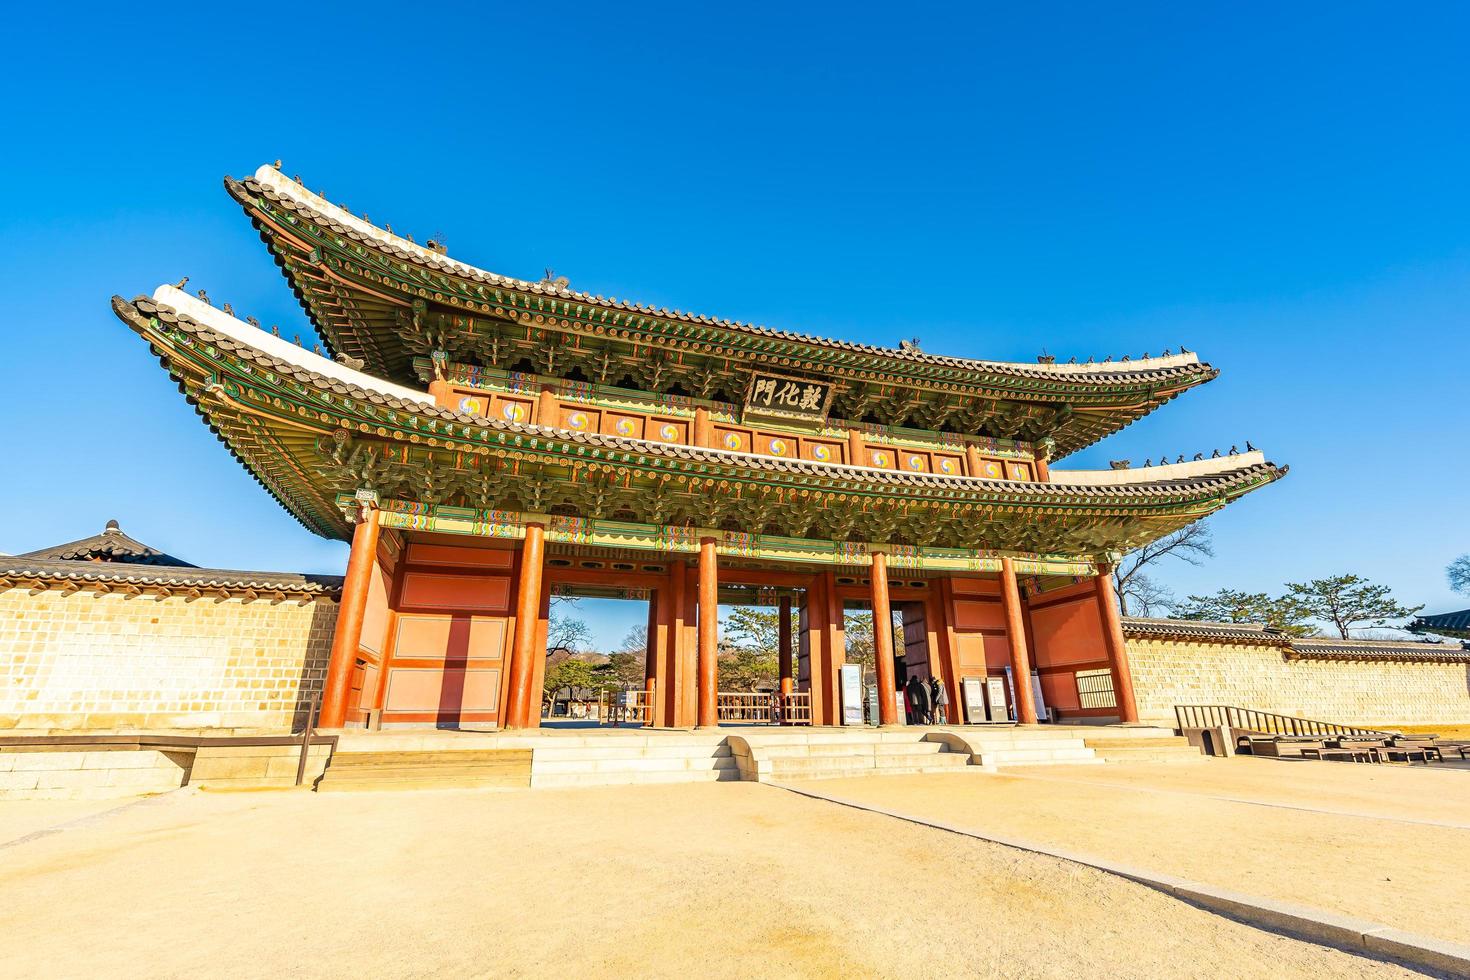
[2,3,1465,647]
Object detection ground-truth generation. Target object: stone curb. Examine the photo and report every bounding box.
[774,783,1470,977]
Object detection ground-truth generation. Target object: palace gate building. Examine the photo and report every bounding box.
[109,163,1287,731]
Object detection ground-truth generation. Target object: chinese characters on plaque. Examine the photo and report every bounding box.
[742,372,834,423]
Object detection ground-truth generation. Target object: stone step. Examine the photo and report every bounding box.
[1093,750,1205,764]
[980,747,1100,766]
[531,768,743,788]
[960,738,1091,752]
[329,750,530,767]
[753,741,947,758]
[532,756,741,775]
[529,744,732,762]
[1076,727,1180,740]
[1080,737,1191,750]
[322,762,532,780]
[318,775,529,792]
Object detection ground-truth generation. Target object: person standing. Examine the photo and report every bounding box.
[905,674,930,726]
[930,676,949,725]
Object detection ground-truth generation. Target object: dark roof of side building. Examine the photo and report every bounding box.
[4,520,341,598]
[18,520,195,567]
[1409,609,1470,640]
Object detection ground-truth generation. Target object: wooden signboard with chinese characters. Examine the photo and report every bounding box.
[742,371,835,426]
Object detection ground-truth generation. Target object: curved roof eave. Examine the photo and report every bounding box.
[121,288,1286,511]
[229,164,1220,391]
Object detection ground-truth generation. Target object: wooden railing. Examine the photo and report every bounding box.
[603,689,653,725]
[1174,705,1393,738]
[718,691,813,725]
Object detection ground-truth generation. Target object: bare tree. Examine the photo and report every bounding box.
[1112,522,1213,616]
[1449,555,1470,596]
[1123,574,1175,617]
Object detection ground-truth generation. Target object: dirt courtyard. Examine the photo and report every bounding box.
[792,757,1470,950]
[0,775,1442,980]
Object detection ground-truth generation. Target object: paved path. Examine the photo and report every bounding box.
[789,758,1470,948]
[0,783,1415,978]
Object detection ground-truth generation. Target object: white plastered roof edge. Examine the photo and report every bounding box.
[1050,451,1267,485]
[150,285,436,406]
[251,164,1201,378]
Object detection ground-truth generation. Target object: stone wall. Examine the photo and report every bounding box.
[1127,637,1470,728]
[0,588,336,732]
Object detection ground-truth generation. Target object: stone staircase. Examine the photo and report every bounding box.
[729,730,973,782]
[316,748,532,791]
[313,724,1199,792]
[521,733,738,789]
[1077,726,1203,764]
[926,727,1102,769]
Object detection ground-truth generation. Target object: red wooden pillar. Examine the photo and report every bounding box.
[643,595,658,723]
[870,550,899,725]
[697,536,719,727]
[320,503,381,729]
[1000,557,1038,724]
[778,595,794,696]
[847,428,866,466]
[505,521,547,728]
[1094,563,1140,723]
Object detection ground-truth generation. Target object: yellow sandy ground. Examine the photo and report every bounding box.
[791,757,1470,948]
[0,782,1419,979]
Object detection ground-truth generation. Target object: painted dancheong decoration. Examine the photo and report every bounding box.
[111,162,1286,733]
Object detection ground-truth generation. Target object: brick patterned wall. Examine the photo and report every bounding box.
[0,589,337,732]
[1128,637,1470,727]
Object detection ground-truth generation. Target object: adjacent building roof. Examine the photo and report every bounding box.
[0,555,341,598]
[112,288,1285,555]
[1409,609,1470,640]
[3,520,340,600]
[226,164,1220,457]
[18,520,195,567]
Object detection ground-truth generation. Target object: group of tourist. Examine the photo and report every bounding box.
[904,674,949,725]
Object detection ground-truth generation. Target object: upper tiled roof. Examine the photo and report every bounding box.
[235,164,1211,384]
[18,520,195,567]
